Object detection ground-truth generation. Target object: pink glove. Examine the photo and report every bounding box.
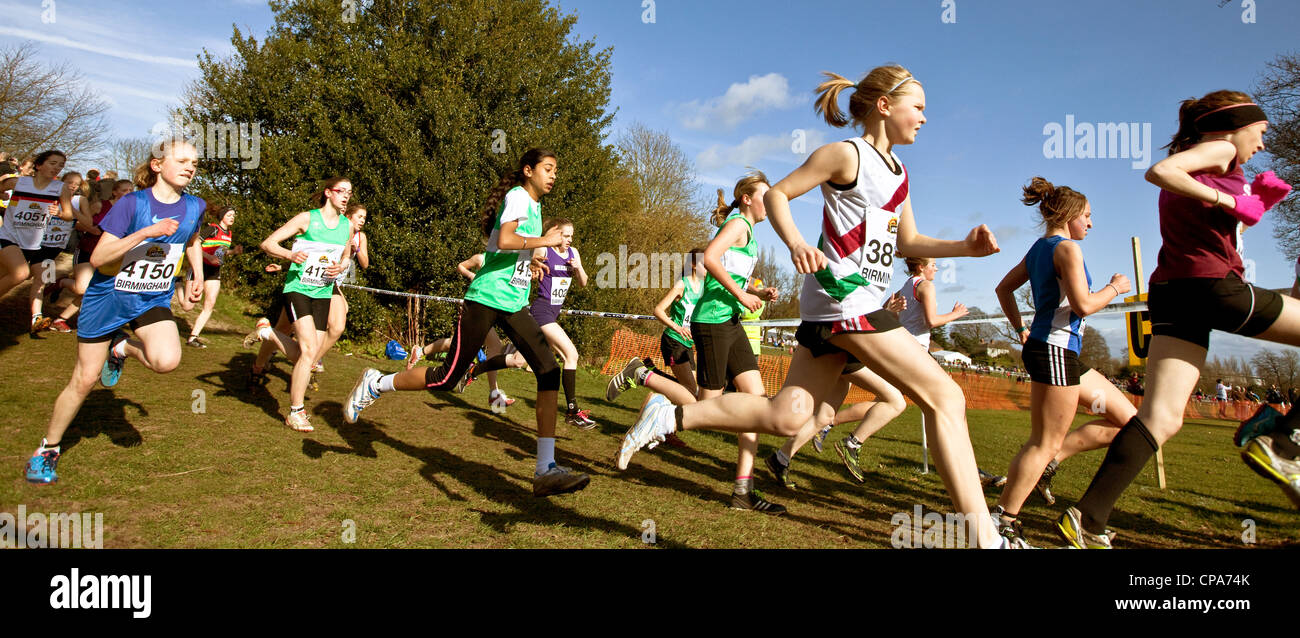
[1229,193,1265,227]
[1251,171,1293,211]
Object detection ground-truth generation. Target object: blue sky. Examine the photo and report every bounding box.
[4,0,1299,365]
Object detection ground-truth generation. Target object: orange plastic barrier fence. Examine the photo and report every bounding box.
[601,329,1284,420]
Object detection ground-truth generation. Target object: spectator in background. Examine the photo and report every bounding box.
[1266,385,1284,405]
[86,169,100,183]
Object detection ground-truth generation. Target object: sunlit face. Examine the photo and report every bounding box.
[62,175,82,194]
[1067,203,1093,241]
[524,157,558,195]
[221,210,236,227]
[882,85,927,146]
[152,142,198,190]
[1227,121,1267,165]
[326,181,352,210]
[350,208,367,230]
[740,182,770,222]
[113,183,132,199]
[556,223,574,251]
[36,154,66,180]
[920,260,938,281]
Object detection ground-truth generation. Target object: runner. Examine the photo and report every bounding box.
[986,176,1135,546]
[529,217,596,428]
[1059,90,1296,548]
[24,139,206,484]
[180,204,238,348]
[50,179,131,332]
[28,171,86,333]
[315,202,369,370]
[616,65,1012,547]
[342,148,591,498]
[0,150,77,326]
[245,177,352,432]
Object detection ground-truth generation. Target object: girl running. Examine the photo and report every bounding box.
[24,139,207,484]
[28,171,86,332]
[0,150,77,327]
[179,204,238,347]
[651,247,707,399]
[50,179,132,332]
[530,217,595,428]
[405,251,528,413]
[987,177,1134,545]
[1059,91,1295,547]
[342,148,591,498]
[315,202,369,371]
[617,66,1012,547]
[246,177,353,432]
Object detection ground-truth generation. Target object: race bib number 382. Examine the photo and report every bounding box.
[114,242,184,293]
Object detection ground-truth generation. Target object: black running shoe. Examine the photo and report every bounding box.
[765,451,797,489]
[730,489,787,514]
[1035,459,1059,505]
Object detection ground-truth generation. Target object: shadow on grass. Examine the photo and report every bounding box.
[300,398,686,547]
[60,389,147,451]
[193,351,293,423]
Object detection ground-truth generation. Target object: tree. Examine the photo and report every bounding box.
[0,43,111,161]
[96,137,154,178]
[182,0,621,341]
[1255,54,1300,257]
[1250,349,1300,389]
[752,245,799,320]
[1078,326,1112,374]
[950,306,1000,348]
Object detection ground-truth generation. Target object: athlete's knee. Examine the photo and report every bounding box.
[150,350,182,373]
[774,389,815,435]
[10,263,30,282]
[536,366,561,392]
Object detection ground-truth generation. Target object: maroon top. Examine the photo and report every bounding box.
[77,200,113,256]
[1150,157,1247,283]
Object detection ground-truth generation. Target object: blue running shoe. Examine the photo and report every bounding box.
[812,425,832,454]
[25,449,60,484]
[1235,404,1282,447]
[617,393,674,470]
[100,331,128,387]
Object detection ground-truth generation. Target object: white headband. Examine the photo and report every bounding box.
[886,76,914,94]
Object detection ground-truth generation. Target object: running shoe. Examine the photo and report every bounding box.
[454,362,477,393]
[812,425,832,454]
[1056,506,1113,549]
[312,361,325,373]
[242,317,271,348]
[286,410,313,432]
[186,336,206,348]
[25,449,60,484]
[1035,459,1059,505]
[605,356,643,401]
[30,314,51,334]
[979,468,1008,489]
[100,331,128,387]
[533,463,591,497]
[1235,404,1282,447]
[991,509,1035,549]
[730,489,787,515]
[489,390,512,415]
[566,408,598,430]
[1241,433,1300,508]
[834,438,865,483]
[406,343,424,369]
[345,368,383,424]
[247,365,268,391]
[617,393,674,470]
[765,451,797,489]
[47,318,72,333]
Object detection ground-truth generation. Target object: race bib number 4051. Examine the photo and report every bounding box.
[114,242,183,293]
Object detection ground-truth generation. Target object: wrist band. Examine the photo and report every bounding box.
[1017,326,1029,333]
[1107,283,1119,296]
[1213,191,1221,208]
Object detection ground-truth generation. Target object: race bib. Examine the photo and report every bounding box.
[292,239,345,288]
[550,276,572,305]
[114,242,184,293]
[721,250,757,283]
[42,218,73,249]
[856,213,898,290]
[6,199,50,249]
[508,252,532,289]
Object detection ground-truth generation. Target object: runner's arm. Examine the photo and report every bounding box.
[995,258,1030,342]
[259,211,312,262]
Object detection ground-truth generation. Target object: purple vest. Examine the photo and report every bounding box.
[535,246,573,307]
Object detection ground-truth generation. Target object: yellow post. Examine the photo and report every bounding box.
[1132,237,1166,489]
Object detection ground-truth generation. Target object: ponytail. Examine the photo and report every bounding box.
[814,65,918,130]
[1021,176,1088,228]
[710,170,771,227]
[479,148,557,237]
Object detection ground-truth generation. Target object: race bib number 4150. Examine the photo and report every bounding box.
[114,242,184,293]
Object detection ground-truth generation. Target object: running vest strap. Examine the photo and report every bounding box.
[896,275,931,347]
[200,223,233,265]
[800,137,907,322]
[692,212,757,324]
[466,186,542,313]
[1,176,63,250]
[283,208,351,299]
[666,275,704,348]
[1026,236,1092,353]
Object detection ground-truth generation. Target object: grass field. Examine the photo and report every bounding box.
[2,280,1297,549]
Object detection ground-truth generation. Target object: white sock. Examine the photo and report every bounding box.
[38,438,60,453]
[978,513,1004,549]
[536,437,556,474]
[112,339,127,358]
[376,373,397,394]
[490,388,503,399]
[257,327,273,340]
[290,404,304,413]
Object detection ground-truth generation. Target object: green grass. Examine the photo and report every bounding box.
[2,278,1297,548]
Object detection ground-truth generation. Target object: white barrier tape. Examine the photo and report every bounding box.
[339,284,1150,329]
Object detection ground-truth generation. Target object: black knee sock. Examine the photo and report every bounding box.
[1076,416,1158,534]
[476,354,509,375]
[562,369,576,411]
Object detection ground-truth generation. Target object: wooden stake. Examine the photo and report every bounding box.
[1133,236,1166,489]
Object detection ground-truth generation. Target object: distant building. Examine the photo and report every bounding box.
[931,350,972,366]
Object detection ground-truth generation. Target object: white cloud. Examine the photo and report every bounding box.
[696,130,826,173]
[0,26,198,68]
[677,73,801,130]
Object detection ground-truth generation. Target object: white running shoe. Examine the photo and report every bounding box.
[617,393,675,470]
[490,389,511,415]
[345,368,383,424]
